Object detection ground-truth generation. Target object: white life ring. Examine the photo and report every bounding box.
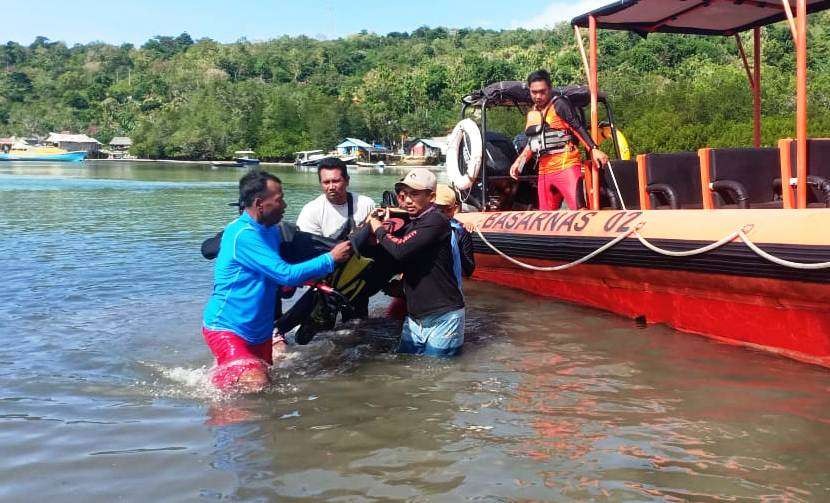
[446,118,483,191]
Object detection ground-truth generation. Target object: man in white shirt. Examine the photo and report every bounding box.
[294,157,376,327]
[297,157,376,240]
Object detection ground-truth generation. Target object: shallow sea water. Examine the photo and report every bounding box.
[1,161,828,502]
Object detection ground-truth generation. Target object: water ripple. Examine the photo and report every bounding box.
[1,164,829,501]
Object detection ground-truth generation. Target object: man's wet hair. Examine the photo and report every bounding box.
[239,170,282,208]
[527,69,552,88]
[316,157,350,182]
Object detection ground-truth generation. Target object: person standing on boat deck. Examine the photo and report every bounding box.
[367,169,466,357]
[296,157,376,239]
[202,170,353,393]
[509,69,609,210]
[435,184,476,281]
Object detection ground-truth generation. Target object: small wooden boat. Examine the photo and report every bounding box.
[452,0,830,369]
[0,146,86,162]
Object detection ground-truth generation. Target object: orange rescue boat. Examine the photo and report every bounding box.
[451,0,830,368]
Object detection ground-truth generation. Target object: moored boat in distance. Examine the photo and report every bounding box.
[210,160,243,168]
[233,150,260,165]
[294,149,325,166]
[0,148,86,162]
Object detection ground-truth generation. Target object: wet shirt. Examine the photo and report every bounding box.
[375,206,464,319]
[203,212,335,344]
[525,97,598,175]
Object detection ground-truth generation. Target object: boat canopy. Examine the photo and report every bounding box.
[234,150,256,155]
[461,81,607,108]
[572,0,830,36]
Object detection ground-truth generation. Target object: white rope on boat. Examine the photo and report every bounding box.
[473,226,634,271]
[632,224,748,257]
[735,229,830,270]
[475,221,830,271]
[605,162,628,211]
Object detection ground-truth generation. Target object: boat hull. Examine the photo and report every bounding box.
[455,209,830,368]
[0,151,87,162]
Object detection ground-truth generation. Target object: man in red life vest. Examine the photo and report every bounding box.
[509,69,609,210]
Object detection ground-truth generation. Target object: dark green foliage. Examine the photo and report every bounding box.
[3,14,830,160]
[142,33,194,59]
[3,71,33,102]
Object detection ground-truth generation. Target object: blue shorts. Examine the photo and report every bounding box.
[398,308,465,357]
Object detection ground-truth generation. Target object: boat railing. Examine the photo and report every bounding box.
[635,141,830,211]
[472,139,829,212]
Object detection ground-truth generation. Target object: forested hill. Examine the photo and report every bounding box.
[3,15,830,160]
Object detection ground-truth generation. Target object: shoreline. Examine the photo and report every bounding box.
[89,158,445,173]
[91,158,294,167]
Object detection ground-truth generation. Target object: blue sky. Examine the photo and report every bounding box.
[3,0,607,46]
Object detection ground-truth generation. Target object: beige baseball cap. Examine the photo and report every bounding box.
[435,184,458,206]
[395,168,437,192]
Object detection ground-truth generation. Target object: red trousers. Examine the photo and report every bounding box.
[202,327,272,390]
[537,165,582,210]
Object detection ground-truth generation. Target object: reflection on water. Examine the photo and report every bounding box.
[0,161,829,501]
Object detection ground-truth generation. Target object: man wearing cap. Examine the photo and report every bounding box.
[297,157,376,241]
[367,169,466,357]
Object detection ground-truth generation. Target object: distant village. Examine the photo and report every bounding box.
[331,136,448,166]
[0,132,449,166]
[0,133,134,159]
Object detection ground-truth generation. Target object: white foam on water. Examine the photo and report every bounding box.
[272,349,303,368]
[162,365,211,387]
[132,318,400,403]
[137,361,230,402]
[139,359,304,402]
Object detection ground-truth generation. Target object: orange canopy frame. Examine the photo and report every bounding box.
[572,0,830,209]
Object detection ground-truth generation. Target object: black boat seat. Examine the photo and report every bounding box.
[605,160,640,210]
[576,160,641,210]
[640,152,702,209]
[703,147,782,209]
[783,139,830,207]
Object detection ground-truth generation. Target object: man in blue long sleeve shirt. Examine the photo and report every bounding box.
[203,170,352,392]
